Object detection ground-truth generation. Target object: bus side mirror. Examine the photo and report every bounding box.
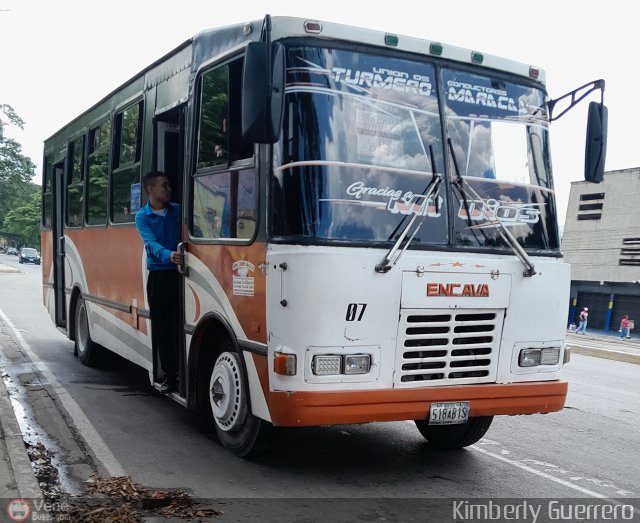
[584,101,608,183]
[241,41,285,144]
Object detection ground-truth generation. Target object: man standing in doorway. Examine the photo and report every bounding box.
[576,307,589,334]
[135,171,182,394]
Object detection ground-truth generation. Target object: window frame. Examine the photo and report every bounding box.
[65,131,86,229]
[110,97,144,225]
[85,113,112,228]
[190,164,259,244]
[580,192,605,201]
[41,154,54,231]
[189,55,258,245]
[196,65,230,171]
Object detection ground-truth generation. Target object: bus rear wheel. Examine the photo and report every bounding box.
[415,416,494,449]
[74,297,103,367]
[207,349,278,457]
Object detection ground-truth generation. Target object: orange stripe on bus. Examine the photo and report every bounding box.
[189,242,267,345]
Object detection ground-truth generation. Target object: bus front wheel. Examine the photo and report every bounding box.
[74,298,103,367]
[415,416,494,449]
[207,348,278,457]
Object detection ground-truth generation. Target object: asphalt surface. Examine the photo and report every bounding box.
[1,253,640,522]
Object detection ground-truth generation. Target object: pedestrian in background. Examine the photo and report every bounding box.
[576,307,589,334]
[619,314,630,339]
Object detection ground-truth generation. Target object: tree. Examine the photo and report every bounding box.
[0,104,37,247]
[3,187,41,248]
[0,104,37,229]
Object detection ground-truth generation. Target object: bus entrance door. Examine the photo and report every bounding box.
[52,161,66,327]
[154,106,186,396]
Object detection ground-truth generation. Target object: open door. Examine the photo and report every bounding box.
[52,161,66,327]
[153,105,186,396]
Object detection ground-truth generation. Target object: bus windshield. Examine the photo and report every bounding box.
[272,46,559,252]
[443,68,559,251]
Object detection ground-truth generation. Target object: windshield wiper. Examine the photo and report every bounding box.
[447,138,536,277]
[375,145,442,273]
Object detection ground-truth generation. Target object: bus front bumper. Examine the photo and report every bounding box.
[268,381,567,427]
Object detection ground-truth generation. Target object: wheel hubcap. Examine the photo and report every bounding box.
[209,353,246,431]
[76,304,88,354]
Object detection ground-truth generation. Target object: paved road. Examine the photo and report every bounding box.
[1,252,639,520]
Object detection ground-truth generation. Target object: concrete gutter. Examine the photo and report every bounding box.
[0,374,43,498]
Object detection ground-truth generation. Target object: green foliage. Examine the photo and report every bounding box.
[198,68,229,169]
[87,136,109,225]
[119,103,140,166]
[0,104,38,247]
[3,189,41,248]
[84,118,111,225]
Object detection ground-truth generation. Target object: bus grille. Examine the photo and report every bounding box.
[395,309,503,386]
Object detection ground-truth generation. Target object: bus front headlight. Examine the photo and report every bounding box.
[519,348,561,367]
[312,354,372,375]
[344,354,371,375]
[519,349,542,367]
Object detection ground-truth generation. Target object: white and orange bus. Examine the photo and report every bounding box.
[41,16,607,456]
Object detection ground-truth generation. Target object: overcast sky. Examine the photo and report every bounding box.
[0,0,637,228]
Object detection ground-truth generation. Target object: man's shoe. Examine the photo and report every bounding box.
[160,379,177,394]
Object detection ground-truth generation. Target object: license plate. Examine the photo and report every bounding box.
[429,401,470,425]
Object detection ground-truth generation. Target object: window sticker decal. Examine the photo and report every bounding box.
[232,260,255,297]
[458,198,543,226]
[320,181,443,218]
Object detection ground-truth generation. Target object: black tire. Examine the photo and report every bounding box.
[202,342,279,458]
[74,297,103,366]
[19,258,23,264]
[415,416,494,449]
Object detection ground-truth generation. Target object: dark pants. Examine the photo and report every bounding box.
[147,269,180,382]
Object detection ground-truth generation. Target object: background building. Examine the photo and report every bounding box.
[562,167,640,333]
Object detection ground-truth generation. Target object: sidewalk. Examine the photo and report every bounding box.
[565,329,640,365]
[0,318,42,503]
[0,367,42,500]
[568,325,640,342]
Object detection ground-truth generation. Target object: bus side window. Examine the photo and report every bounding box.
[192,58,256,241]
[66,135,85,228]
[42,157,53,230]
[112,101,143,223]
[197,67,229,169]
[196,60,253,170]
[192,169,257,240]
[228,59,253,163]
[87,119,110,226]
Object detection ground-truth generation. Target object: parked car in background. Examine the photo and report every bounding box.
[19,247,40,265]
[6,247,18,256]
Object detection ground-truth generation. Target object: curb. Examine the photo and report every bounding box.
[567,345,640,365]
[0,374,42,498]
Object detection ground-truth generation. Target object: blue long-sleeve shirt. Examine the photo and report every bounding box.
[135,202,181,271]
